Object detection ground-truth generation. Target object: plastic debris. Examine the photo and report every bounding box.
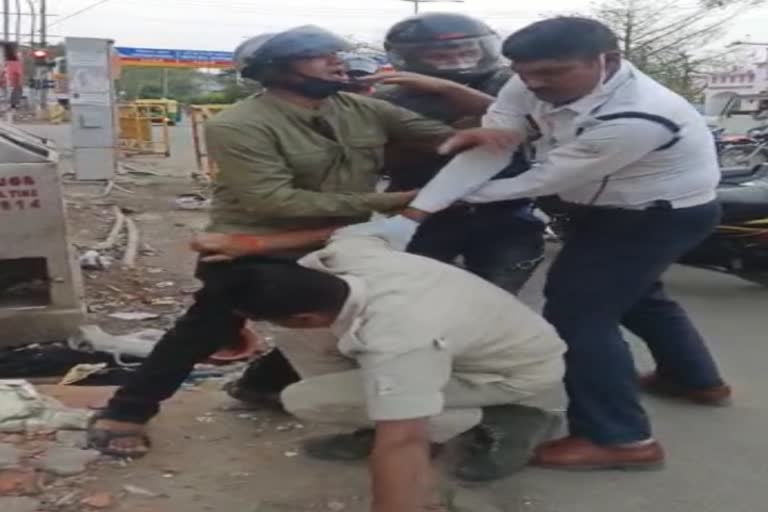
[173,193,211,210]
[70,326,164,360]
[0,380,93,433]
[59,363,109,386]
[107,312,160,321]
[79,250,112,270]
[122,484,161,498]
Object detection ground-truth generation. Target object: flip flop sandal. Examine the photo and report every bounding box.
[86,415,152,458]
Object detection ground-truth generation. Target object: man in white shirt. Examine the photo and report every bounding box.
[206,229,565,511]
[357,17,731,470]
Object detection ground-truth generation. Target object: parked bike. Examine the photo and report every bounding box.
[543,165,768,286]
[718,125,768,169]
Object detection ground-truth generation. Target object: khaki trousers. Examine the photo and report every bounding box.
[272,328,563,443]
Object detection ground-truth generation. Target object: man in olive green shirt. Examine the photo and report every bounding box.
[88,26,452,457]
[205,85,448,235]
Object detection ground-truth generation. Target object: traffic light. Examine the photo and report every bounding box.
[32,49,50,66]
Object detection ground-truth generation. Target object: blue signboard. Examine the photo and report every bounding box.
[115,47,234,68]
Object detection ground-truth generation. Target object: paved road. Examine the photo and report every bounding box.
[499,264,768,512]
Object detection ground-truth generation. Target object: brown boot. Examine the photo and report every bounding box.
[532,436,665,471]
[639,372,732,406]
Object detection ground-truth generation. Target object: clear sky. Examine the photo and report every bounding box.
[45,0,768,52]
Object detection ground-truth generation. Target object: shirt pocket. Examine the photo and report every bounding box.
[284,149,340,189]
[345,134,387,172]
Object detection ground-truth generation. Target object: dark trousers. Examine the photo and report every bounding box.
[105,205,545,423]
[543,201,724,444]
[105,256,301,423]
[408,202,546,294]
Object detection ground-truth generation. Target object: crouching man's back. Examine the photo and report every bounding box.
[211,230,565,504]
[300,233,565,398]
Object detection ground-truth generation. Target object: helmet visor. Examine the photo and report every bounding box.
[387,34,502,78]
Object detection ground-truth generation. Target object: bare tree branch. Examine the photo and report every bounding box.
[590,0,765,99]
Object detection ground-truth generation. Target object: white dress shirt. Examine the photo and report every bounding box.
[411,61,720,212]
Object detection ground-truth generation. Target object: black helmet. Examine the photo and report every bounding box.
[235,25,352,80]
[384,13,503,81]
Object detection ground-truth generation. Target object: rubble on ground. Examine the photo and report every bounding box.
[36,447,101,477]
[0,381,92,433]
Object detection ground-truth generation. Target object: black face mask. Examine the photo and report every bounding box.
[280,75,348,99]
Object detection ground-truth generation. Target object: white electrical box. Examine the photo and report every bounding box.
[0,122,84,348]
[66,37,118,181]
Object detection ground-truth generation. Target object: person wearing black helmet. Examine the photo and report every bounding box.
[371,12,546,296]
[287,13,551,476]
[86,25,454,459]
[357,16,728,471]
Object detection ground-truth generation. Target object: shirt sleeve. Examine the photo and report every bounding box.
[357,346,452,421]
[409,78,531,213]
[205,121,408,218]
[464,117,674,204]
[481,76,533,131]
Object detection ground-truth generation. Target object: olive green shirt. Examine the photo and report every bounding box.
[205,91,453,234]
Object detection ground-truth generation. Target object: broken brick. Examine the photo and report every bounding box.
[81,491,115,509]
[0,470,40,496]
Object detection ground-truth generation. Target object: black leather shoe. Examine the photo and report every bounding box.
[454,404,561,482]
[223,379,283,410]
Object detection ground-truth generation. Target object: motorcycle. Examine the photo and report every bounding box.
[679,166,768,286]
[544,164,768,286]
[717,125,768,169]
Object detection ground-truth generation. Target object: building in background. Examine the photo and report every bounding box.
[704,47,768,117]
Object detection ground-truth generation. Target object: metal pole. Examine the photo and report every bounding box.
[14,0,20,43]
[414,0,419,14]
[161,68,168,97]
[3,0,10,40]
[39,0,47,114]
[39,0,45,45]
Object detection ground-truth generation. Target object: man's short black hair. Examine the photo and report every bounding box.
[205,261,350,320]
[502,17,619,63]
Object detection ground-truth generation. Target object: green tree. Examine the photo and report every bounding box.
[117,67,207,101]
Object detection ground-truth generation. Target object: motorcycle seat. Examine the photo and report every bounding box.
[720,164,768,185]
[717,180,768,222]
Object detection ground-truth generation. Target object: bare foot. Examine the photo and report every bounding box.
[89,418,150,457]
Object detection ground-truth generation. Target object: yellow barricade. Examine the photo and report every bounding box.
[48,104,68,125]
[118,103,171,158]
[190,104,231,179]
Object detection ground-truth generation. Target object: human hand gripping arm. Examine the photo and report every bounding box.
[406,76,533,215]
[191,228,341,261]
[363,71,496,117]
[463,118,675,203]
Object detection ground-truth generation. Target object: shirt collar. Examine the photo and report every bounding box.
[546,59,634,115]
[263,90,337,118]
[331,275,367,338]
